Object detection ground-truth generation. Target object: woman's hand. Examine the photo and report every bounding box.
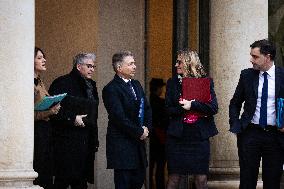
[50,103,61,115]
[140,126,149,140]
[35,103,61,121]
[179,99,195,110]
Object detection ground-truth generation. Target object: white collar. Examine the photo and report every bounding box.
[121,77,131,83]
[260,63,275,77]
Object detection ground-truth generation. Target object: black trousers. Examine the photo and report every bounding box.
[53,177,87,189]
[150,142,166,189]
[237,124,284,189]
[33,175,53,189]
[114,168,146,189]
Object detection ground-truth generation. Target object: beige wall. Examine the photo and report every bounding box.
[147,0,199,84]
[35,0,99,88]
[36,0,146,188]
[96,1,146,188]
[147,0,173,83]
[189,0,198,51]
[35,0,200,188]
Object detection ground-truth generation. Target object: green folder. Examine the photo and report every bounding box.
[35,93,67,111]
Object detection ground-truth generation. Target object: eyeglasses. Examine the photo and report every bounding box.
[82,63,96,69]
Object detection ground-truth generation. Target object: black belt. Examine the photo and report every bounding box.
[248,123,278,132]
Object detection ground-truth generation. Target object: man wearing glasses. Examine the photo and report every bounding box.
[49,53,99,189]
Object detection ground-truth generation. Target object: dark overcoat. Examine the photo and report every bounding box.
[49,68,99,183]
[102,74,152,169]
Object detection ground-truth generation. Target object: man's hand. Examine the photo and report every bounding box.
[140,126,149,140]
[278,127,284,133]
[179,99,195,110]
[74,114,87,127]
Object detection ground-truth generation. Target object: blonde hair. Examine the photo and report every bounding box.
[177,49,207,78]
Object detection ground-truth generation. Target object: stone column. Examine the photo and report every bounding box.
[172,0,189,75]
[208,1,268,189]
[0,1,40,188]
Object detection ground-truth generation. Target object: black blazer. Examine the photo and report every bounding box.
[165,76,218,139]
[229,67,284,134]
[102,74,152,169]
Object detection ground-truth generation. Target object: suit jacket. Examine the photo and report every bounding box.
[102,74,152,169]
[229,67,284,134]
[165,76,218,139]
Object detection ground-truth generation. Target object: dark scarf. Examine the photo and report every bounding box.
[70,67,95,100]
[34,77,40,86]
[85,79,95,100]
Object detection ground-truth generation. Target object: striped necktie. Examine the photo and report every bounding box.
[127,81,137,100]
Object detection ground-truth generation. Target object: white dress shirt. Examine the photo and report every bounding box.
[121,78,137,99]
[251,64,276,126]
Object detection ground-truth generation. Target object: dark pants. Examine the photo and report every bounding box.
[150,142,166,189]
[33,175,53,189]
[114,168,146,189]
[53,177,87,189]
[150,158,166,189]
[237,124,284,189]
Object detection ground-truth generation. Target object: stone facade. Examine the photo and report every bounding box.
[0,1,279,189]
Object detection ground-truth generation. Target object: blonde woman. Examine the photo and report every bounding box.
[165,49,218,189]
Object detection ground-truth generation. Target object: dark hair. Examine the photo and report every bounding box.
[150,78,165,93]
[34,47,45,58]
[112,50,134,72]
[250,39,276,60]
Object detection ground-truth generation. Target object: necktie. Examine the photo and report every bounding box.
[127,81,137,100]
[259,72,268,127]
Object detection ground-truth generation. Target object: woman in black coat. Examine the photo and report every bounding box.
[34,47,61,189]
[165,49,218,189]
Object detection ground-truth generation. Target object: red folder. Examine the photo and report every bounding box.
[181,77,211,103]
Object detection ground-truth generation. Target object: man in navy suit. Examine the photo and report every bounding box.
[229,39,284,189]
[102,51,152,189]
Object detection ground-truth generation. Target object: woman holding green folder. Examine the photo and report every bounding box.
[34,47,60,189]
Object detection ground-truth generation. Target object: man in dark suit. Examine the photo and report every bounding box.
[229,39,284,189]
[49,53,99,189]
[102,51,152,189]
